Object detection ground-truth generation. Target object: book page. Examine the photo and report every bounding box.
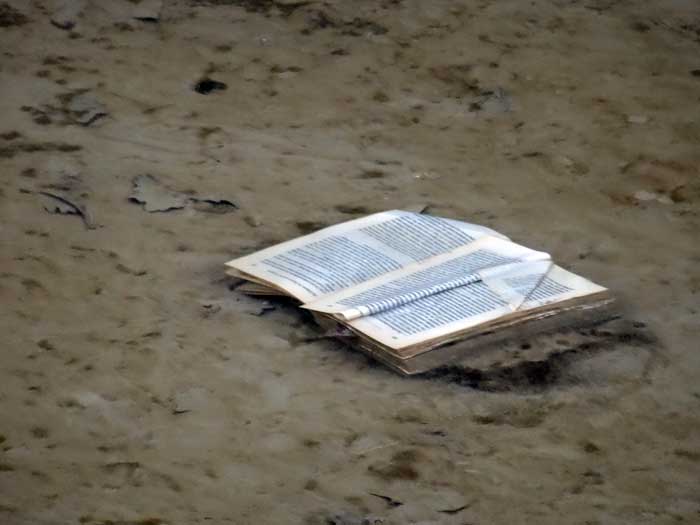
[345,265,607,350]
[303,236,551,320]
[225,210,507,302]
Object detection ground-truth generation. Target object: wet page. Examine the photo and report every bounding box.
[225,210,506,302]
[345,265,607,350]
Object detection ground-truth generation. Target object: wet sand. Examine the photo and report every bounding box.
[1,1,699,524]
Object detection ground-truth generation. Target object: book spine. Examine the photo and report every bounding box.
[340,273,483,321]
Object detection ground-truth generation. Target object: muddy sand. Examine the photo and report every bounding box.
[1,1,699,524]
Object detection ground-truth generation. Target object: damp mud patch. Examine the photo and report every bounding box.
[193,1,310,17]
[295,220,330,234]
[194,78,227,95]
[0,141,82,159]
[301,10,388,36]
[422,318,658,392]
[0,2,28,27]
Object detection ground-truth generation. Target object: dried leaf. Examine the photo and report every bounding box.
[38,191,96,229]
[129,175,187,213]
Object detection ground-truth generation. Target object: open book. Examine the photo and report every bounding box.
[226,211,615,374]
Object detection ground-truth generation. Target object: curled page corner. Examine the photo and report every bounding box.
[478,257,554,312]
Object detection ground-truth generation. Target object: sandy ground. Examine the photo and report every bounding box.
[1,1,700,524]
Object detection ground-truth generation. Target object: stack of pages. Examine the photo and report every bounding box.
[226,211,614,374]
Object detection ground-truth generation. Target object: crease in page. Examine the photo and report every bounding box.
[480,259,555,313]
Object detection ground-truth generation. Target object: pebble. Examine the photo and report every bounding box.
[633,190,672,204]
